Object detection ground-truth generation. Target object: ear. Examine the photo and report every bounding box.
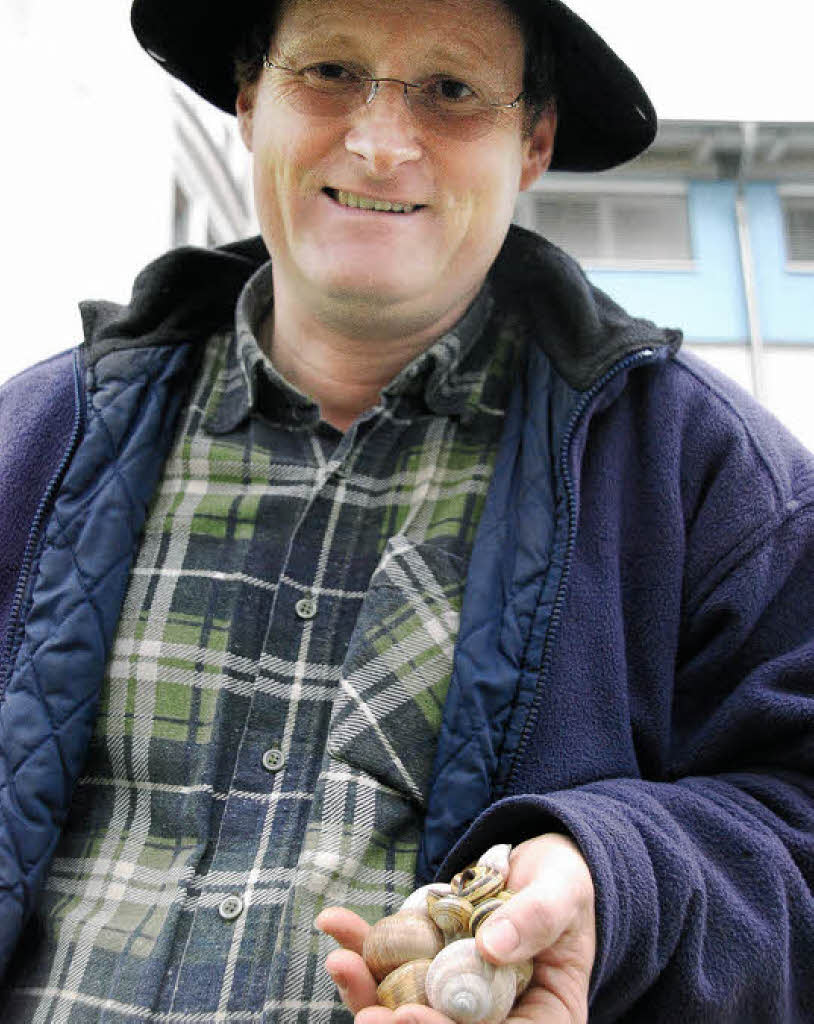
[519,106,557,191]
[236,85,257,152]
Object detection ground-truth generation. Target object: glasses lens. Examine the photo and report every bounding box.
[270,64,364,117]
[268,64,510,140]
[408,85,499,141]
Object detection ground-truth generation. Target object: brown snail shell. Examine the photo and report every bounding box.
[376,958,432,1009]
[425,883,454,918]
[425,937,516,1024]
[450,864,505,905]
[362,911,444,981]
[428,894,474,943]
[468,897,509,936]
[512,957,534,999]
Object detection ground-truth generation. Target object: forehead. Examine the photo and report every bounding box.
[273,0,525,69]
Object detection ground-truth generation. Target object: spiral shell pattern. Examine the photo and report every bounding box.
[450,864,505,905]
[362,911,444,981]
[429,895,474,943]
[376,958,432,1009]
[425,938,516,1024]
[468,896,509,936]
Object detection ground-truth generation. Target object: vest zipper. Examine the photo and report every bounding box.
[499,346,658,796]
[0,349,85,702]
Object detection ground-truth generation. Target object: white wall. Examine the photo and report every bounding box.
[687,344,814,454]
[1,0,174,381]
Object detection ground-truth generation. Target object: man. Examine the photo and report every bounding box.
[0,0,811,1021]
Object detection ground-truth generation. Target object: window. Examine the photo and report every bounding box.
[513,191,693,265]
[782,197,814,263]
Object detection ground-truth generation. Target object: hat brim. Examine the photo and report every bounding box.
[131,0,656,172]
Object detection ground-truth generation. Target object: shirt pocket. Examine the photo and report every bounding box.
[327,534,467,809]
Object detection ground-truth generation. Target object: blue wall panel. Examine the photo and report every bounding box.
[746,184,814,344]
[584,183,748,343]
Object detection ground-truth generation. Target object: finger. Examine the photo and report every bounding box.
[355,1005,454,1024]
[325,948,380,1014]
[316,906,372,955]
[507,983,575,1024]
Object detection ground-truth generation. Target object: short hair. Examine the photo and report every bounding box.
[232,0,557,134]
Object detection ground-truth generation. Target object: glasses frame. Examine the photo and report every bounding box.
[261,55,525,119]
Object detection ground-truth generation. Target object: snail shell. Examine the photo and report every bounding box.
[377,958,432,1009]
[468,896,509,936]
[512,957,534,999]
[428,895,474,943]
[362,911,444,981]
[425,884,454,918]
[450,864,505,906]
[477,844,512,884]
[425,937,516,1024]
[400,882,452,917]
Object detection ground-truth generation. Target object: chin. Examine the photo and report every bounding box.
[313,262,433,305]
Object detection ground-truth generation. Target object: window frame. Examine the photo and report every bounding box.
[779,186,814,273]
[514,179,697,272]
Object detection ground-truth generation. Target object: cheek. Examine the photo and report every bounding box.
[251,132,310,232]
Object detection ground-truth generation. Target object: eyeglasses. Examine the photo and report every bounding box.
[262,56,524,140]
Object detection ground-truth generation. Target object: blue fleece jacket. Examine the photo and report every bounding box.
[0,229,812,1022]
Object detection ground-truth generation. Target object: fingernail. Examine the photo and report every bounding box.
[480,917,520,957]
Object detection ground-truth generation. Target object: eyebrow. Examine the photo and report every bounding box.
[279,33,510,87]
[280,28,497,70]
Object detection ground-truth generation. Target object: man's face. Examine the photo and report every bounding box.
[237,0,555,337]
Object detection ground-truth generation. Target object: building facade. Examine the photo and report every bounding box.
[515,121,814,448]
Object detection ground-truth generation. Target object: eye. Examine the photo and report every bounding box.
[302,62,358,84]
[425,77,479,104]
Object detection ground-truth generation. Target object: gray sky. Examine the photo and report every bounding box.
[568,0,814,122]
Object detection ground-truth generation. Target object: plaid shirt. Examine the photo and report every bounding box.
[3,262,525,1023]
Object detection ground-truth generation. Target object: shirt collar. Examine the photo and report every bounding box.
[206,258,498,434]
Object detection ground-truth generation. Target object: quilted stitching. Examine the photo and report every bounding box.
[0,344,196,975]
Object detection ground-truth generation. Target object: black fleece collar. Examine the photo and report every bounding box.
[78,227,681,392]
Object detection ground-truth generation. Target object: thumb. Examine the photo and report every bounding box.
[474,833,593,964]
[475,882,566,964]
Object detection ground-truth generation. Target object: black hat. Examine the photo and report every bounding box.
[131,0,656,172]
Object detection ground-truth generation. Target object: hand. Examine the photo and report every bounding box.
[315,832,596,1024]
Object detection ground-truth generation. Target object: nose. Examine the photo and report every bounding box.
[344,80,422,175]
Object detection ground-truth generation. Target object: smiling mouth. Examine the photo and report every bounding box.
[324,188,424,214]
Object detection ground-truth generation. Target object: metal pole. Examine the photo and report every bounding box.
[733,123,767,405]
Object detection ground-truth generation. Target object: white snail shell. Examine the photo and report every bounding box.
[425,938,516,1024]
[477,844,512,884]
[400,882,452,917]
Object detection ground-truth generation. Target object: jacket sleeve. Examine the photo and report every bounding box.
[433,364,814,1022]
[0,350,81,669]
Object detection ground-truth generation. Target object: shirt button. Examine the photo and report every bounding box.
[295,596,317,619]
[218,895,244,921]
[262,747,285,772]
